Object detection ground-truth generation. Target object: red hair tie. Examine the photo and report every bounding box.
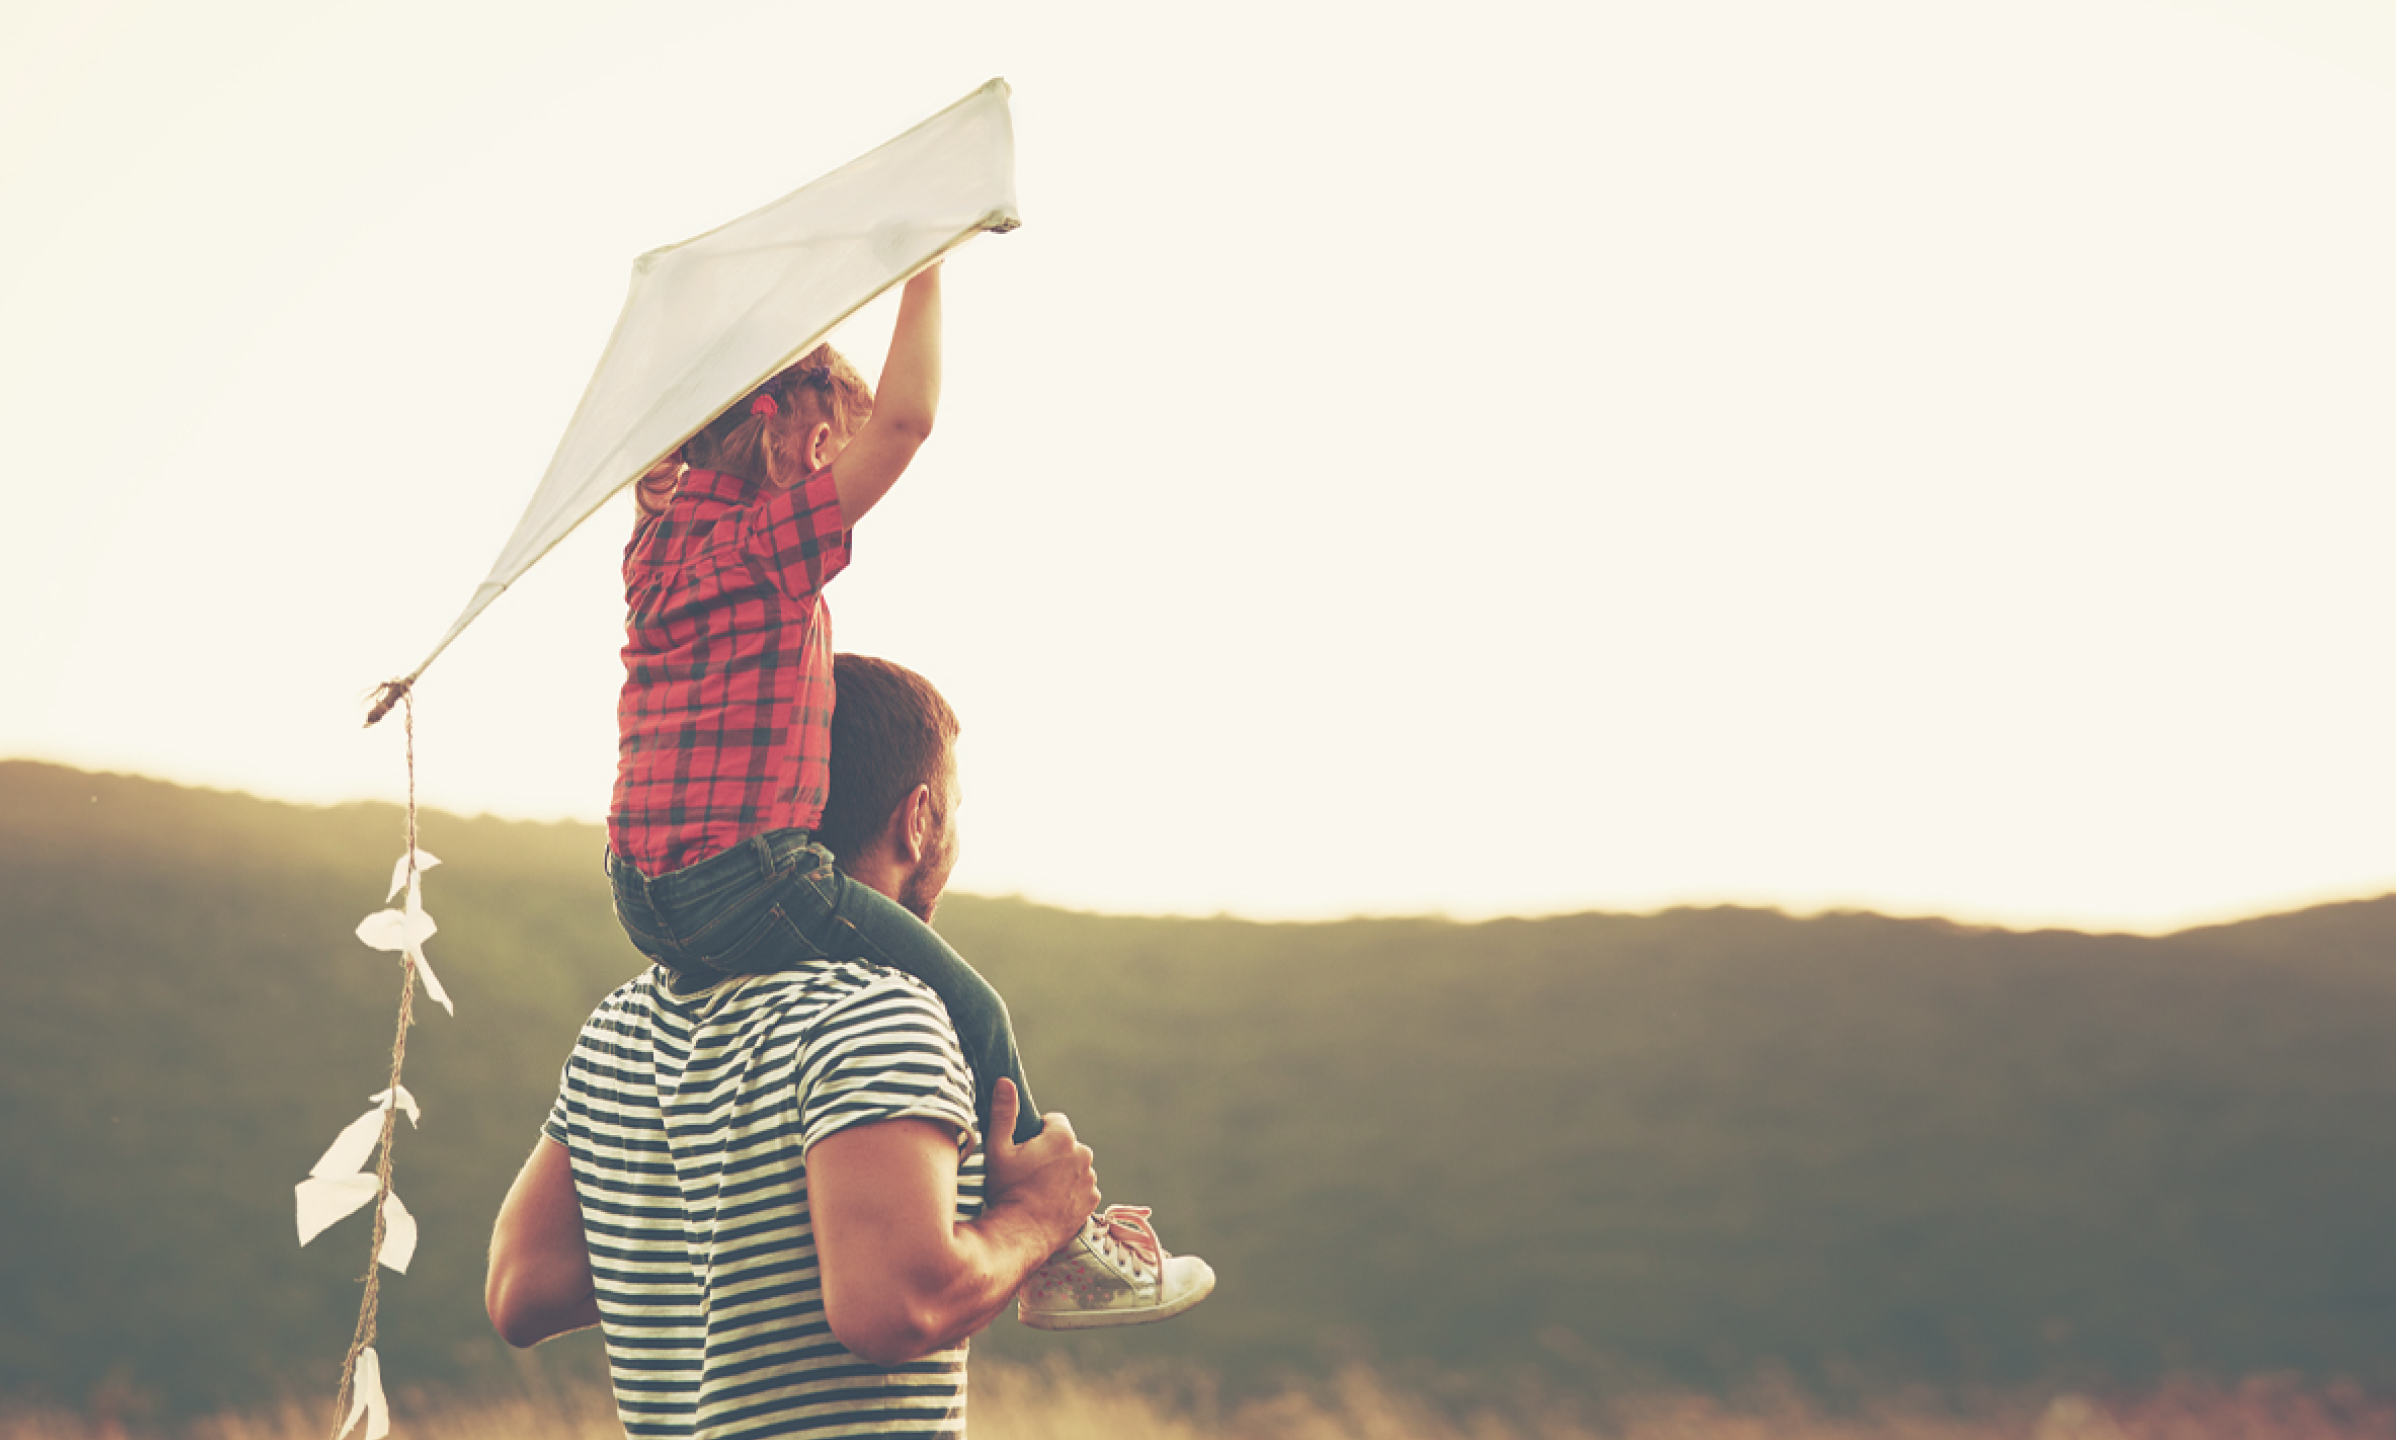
[750,393,778,418]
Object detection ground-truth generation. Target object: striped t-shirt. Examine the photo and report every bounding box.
[543,961,986,1439]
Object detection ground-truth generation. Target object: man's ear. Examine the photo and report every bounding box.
[897,783,935,864]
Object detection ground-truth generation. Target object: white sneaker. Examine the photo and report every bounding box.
[1017,1205,1216,1331]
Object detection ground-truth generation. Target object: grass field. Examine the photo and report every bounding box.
[11,1363,2396,1440]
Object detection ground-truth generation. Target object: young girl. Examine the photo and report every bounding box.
[603,265,1210,1330]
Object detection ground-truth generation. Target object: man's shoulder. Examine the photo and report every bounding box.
[578,962,957,1045]
[782,963,963,1061]
[776,965,977,1155]
[726,961,952,1021]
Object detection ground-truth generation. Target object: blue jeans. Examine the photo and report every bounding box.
[606,829,1041,1144]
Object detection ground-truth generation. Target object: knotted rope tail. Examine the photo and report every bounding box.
[329,691,423,1440]
[364,678,412,729]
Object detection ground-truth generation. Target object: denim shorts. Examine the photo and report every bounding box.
[607,829,842,976]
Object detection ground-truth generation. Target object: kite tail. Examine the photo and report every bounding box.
[365,678,412,728]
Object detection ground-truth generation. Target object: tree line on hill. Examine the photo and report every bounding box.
[4,759,2393,1419]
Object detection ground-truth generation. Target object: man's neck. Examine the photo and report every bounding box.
[838,850,909,911]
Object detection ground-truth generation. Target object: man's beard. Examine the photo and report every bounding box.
[898,820,954,923]
[898,870,940,924]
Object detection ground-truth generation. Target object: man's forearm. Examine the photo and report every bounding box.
[922,1194,1070,1348]
[810,1097,1094,1366]
[827,1189,1063,1363]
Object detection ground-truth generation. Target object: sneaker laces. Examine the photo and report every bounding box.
[1086,1204,1162,1278]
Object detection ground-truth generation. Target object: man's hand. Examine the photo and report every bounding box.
[981,1078,1099,1257]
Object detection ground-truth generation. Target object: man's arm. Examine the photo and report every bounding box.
[830,264,942,529]
[486,1137,602,1348]
[807,1078,1095,1366]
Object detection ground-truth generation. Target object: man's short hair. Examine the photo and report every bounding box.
[817,653,961,863]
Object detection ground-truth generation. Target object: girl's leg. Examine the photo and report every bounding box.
[788,859,1043,1146]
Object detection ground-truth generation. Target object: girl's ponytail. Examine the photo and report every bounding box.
[683,345,875,488]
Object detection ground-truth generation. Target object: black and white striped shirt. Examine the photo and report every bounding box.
[544,962,986,1439]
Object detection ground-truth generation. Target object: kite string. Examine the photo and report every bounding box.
[329,693,422,1440]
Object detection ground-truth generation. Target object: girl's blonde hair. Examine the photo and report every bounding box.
[678,344,875,488]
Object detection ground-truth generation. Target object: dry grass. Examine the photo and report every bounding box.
[10,1364,2396,1440]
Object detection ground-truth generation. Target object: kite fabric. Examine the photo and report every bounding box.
[369,78,1020,720]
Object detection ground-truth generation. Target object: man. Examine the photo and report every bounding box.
[485,654,1102,1438]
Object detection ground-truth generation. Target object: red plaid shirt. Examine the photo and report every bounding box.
[608,466,852,875]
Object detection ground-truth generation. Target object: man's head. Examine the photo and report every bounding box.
[817,653,961,921]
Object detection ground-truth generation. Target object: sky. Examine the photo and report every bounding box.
[3,0,2393,932]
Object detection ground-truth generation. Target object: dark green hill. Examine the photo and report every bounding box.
[4,760,2394,1415]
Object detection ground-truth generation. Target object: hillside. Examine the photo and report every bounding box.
[4,760,2395,1416]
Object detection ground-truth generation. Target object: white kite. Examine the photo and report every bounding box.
[367,77,1020,721]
